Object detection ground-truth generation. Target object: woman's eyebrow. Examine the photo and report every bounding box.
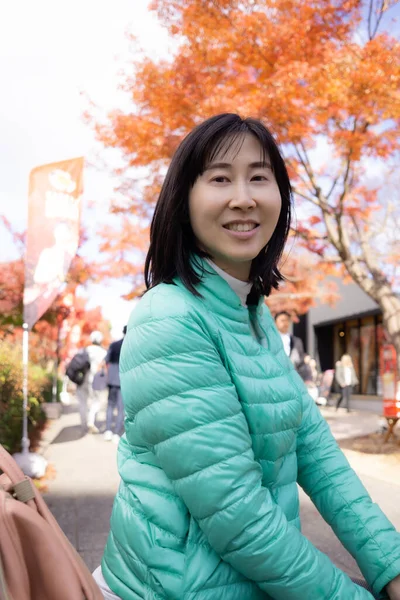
[204,162,232,171]
[250,161,272,170]
[204,160,272,171]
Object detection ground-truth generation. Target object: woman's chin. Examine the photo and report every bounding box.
[223,247,263,264]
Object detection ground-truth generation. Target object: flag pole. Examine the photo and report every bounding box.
[14,322,47,477]
[21,323,30,454]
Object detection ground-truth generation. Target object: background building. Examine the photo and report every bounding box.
[295,279,389,398]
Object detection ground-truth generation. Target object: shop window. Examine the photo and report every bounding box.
[320,313,388,396]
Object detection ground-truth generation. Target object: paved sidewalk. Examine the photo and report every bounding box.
[320,406,381,441]
[42,401,400,579]
[42,400,119,572]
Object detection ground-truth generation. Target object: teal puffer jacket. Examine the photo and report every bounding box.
[102,263,400,599]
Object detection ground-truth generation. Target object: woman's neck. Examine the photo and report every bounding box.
[208,258,251,282]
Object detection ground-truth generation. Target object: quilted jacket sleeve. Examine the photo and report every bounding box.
[121,306,374,600]
[296,386,400,598]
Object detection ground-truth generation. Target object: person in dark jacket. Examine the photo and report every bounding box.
[274,311,311,381]
[103,326,126,443]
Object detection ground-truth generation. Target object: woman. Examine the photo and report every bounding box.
[335,354,359,412]
[94,114,400,599]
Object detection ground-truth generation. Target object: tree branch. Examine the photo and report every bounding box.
[287,157,318,194]
[368,201,396,240]
[368,0,375,40]
[293,144,332,213]
[292,226,328,242]
[322,257,343,264]
[326,175,340,200]
[334,146,354,255]
[368,0,391,41]
[294,144,319,194]
[292,187,321,206]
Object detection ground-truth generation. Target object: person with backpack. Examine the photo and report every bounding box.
[103,326,126,443]
[75,331,107,435]
[65,349,91,388]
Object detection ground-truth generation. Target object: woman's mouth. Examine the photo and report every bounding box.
[224,222,259,232]
[223,222,260,238]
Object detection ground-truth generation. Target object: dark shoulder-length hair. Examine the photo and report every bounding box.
[144,113,292,300]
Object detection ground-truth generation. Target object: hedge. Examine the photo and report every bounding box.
[0,341,48,453]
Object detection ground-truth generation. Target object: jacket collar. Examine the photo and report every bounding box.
[174,255,265,323]
[204,259,252,308]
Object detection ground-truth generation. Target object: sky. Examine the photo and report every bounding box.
[0,0,170,338]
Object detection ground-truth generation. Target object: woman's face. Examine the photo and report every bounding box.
[189,133,282,281]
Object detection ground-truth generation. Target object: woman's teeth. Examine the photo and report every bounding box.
[225,223,258,232]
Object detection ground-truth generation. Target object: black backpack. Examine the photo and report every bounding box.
[65,350,91,386]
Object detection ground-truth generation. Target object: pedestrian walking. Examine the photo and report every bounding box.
[307,356,319,384]
[76,331,107,434]
[303,355,319,402]
[274,310,311,381]
[335,354,359,412]
[94,114,400,600]
[103,326,126,443]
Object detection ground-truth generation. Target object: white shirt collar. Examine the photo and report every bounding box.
[280,332,291,357]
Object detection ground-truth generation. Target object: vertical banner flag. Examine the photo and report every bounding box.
[23,157,84,329]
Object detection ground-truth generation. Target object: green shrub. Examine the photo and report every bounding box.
[0,341,48,453]
[41,373,63,403]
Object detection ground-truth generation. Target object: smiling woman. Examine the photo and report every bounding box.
[189,133,282,282]
[144,113,291,299]
[95,114,400,600]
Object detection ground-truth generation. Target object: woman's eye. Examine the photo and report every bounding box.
[212,176,230,183]
[252,175,268,182]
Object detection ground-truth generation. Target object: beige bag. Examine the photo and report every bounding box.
[0,444,103,600]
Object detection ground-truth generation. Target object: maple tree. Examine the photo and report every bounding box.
[89,0,400,364]
[265,248,340,316]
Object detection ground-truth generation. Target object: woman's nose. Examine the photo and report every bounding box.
[229,182,256,209]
